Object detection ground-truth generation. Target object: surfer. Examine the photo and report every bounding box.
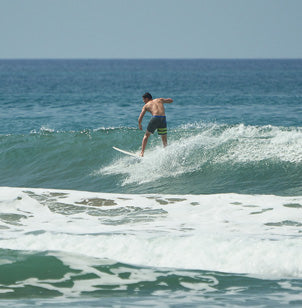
[138,92,173,157]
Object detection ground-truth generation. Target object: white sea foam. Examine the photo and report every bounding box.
[1,187,302,279]
[100,123,302,185]
[218,124,302,163]
[30,126,56,134]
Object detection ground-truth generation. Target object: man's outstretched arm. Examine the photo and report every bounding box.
[160,98,173,104]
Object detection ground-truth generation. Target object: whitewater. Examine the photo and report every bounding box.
[1,187,302,277]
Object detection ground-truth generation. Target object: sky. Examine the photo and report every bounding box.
[0,0,301,59]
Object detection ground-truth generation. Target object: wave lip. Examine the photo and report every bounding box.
[101,123,302,187]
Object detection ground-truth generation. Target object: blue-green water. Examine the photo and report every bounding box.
[0,59,302,307]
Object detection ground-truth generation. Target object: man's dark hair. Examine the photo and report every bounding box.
[142,92,152,100]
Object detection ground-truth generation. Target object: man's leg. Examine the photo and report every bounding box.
[161,134,167,147]
[140,131,151,157]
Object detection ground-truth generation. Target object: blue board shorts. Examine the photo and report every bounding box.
[147,116,167,135]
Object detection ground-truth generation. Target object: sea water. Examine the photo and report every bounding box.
[0,59,302,307]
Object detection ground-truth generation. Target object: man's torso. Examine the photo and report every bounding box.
[145,99,166,116]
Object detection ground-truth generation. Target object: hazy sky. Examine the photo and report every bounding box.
[1,0,301,59]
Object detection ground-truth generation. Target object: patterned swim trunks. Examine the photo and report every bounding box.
[147,116,167,135]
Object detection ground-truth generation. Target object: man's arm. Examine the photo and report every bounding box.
[138,106,147,130]
[160,98,173,104]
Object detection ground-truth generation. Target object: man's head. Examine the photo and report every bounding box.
[142,92,152,103]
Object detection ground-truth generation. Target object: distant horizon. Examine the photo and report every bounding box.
[1,57,301,61]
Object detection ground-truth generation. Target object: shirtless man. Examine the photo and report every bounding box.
[138,92,173,157]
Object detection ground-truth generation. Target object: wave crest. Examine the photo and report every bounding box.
[101,123,302,185]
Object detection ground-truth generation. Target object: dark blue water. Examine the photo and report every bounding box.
[1,59,301,135]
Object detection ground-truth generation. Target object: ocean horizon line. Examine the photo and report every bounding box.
[1,57,301,61]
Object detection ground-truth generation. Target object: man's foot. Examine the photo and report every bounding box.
[140,152,144,157]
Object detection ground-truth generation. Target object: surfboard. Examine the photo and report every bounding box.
[112,146,141,158]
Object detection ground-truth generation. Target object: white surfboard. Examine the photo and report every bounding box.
[112,146,141,158]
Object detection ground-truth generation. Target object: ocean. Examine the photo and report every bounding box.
[0,59,302,307]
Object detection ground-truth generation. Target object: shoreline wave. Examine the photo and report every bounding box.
[1,186,302,279]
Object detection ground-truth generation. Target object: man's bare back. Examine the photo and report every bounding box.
[144,98,170,116]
